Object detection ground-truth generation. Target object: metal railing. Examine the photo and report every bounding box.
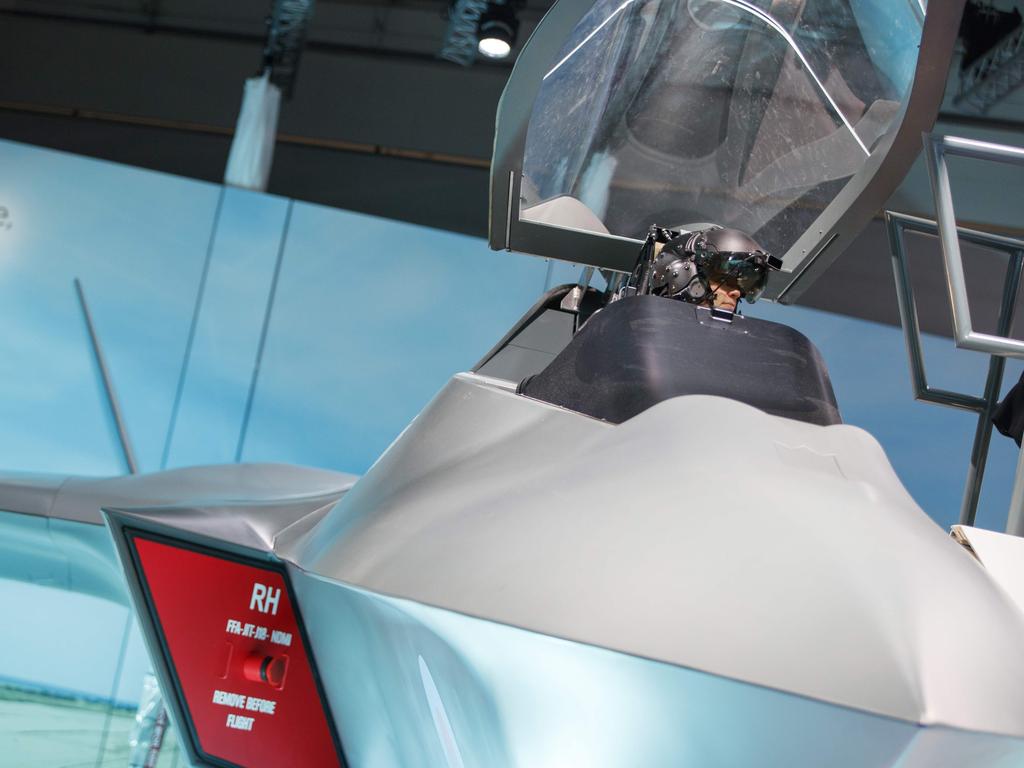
[886,133,1024,532]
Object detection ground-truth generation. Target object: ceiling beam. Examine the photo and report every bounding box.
[0,6,519,69]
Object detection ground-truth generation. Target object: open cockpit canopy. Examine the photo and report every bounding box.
[523,0,921,247]
[491,0,961,301]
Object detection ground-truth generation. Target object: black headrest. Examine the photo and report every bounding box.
[519,296,841,427]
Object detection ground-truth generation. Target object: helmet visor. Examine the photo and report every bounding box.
[703,253,770,301]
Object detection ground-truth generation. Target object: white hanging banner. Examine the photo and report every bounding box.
[224,72,282,192]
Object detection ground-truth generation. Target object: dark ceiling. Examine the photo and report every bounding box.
[0,0,553,235]
[4,0,1024,334]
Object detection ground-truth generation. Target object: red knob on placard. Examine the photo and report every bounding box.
[243,653,288,689]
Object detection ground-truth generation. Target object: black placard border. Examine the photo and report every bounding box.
[124,527,349,768]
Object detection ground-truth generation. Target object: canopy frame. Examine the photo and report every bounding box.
[489,0,966,302]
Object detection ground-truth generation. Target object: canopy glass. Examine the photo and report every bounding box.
[519,0,925,260]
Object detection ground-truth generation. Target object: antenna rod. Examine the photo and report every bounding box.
[74,278,139,475]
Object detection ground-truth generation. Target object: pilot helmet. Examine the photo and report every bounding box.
[652,227,779,304]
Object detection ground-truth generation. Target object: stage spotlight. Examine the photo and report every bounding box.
[477,2,518,59]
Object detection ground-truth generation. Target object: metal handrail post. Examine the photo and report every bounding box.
[1009,443,1024,535]
[887,213,931,399]
[886,212,988,412]
[887,205,1024,528]
[924,135,1024,359]
[960,249,1024,525]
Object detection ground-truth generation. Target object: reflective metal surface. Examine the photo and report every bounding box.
[294,569,1024,767]
[886,208,1024,527]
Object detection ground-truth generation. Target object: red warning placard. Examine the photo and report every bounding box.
[130,534,343,768]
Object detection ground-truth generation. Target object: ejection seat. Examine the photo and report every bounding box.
[520,295,841,427]
[476,285,840,427]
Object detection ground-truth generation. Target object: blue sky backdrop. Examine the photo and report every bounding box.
[1,138,1019,532]
[2,138,1023,704]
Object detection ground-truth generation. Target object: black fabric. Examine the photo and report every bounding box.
[994,372,1024,447]
[519,295,841,426]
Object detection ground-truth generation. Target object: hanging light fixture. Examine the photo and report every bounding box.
[476,1,518,59]
[224,0,315,191]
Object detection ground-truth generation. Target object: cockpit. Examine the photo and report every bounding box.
[481,0,930,426]
[491,0,932,299]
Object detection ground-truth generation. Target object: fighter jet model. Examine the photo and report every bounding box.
[8,0,1024,766]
